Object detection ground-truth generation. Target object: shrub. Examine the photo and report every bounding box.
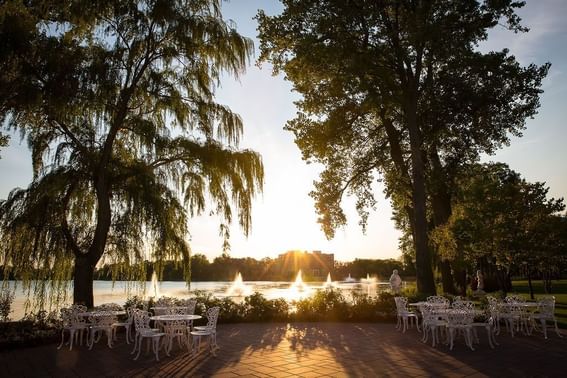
[0,289,14,322]
[294,288,349,321]
[0,310,59,350]
[244,292,290,322]
[124,295,148,310]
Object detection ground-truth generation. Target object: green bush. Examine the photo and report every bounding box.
[244,292,290,322]
[124,295,148,310]
[0,310,59,350]
[0,289,14,322]
[294,288,348,321]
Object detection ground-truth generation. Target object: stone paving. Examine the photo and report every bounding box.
[2,322,566,377]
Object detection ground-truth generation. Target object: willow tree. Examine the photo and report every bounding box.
[0,0,263,308]
[257,0,538,295]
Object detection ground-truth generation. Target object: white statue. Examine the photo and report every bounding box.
[389,269,402,294]
[476,270,484,291]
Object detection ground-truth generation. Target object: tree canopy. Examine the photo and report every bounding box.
[257,0,548,295]
[431,163,566,294]
[0,0,263,308]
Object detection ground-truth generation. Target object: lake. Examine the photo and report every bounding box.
[6,278,394,320]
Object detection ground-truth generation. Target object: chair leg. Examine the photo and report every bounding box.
[88,331,94,350]
[134,337,143,360]
[153,337,161,361]
[465,329,475,351]
[131,335,137,354]
[58,330,66,350]
[541,319,548,339]
[209,335,216,356]
[485,325,495,349]
[553,320,563,338]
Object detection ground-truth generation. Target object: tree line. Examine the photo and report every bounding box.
[93,255,415,282]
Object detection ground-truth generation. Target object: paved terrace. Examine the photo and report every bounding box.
[2,322,566,377]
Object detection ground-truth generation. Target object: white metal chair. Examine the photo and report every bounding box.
[191,306,220,356]
[419,303,447,347]
[163,319,189,355]
[131,310,166,361]
[426,295,450,309]
[176,299,198,329]
[88,311,116,349]
[530,296,563,339]
[394,297,420,333]
[446,309,475,351]
[112,306,134,344]
[58,307,89,350]
[471,315,499,349]
[500,296,530,337]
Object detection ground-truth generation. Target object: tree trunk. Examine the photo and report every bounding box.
[73,255,95,308]
[496,267,512,294]
[406,97,436,295]
[527,270,534,300]
[543,270,552,294]
[429,148,456,294]
[454,267,467,296]
[73,173,112,307]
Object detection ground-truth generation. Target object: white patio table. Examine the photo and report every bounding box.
[150,306,191,314]
[80,310,126,317]
[150,314,203,354]
[150,314,202,322]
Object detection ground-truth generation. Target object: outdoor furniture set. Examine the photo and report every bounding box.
[395,294,561,351]
[57,301,220,361]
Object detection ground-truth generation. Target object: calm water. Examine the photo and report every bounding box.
[6,279,393,320]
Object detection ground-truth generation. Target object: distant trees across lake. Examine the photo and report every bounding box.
[92,253,415,282]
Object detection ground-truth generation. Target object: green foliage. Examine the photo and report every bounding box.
[0,289,14,322]
[191,291,247,323]
[124,295,147,310]
[257,0,548,296]
[0,0,263,307]
[0,132,7,158]
[430,163,566,292]
[0,310,59,350]
[244,292,289,322]
[295,288,348,321]
[292,288,396,322]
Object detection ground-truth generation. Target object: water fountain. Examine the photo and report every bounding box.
[150,271,160,298]
[226,272,251,297]
[360,273,377,296]
[323,272,334,288]
[290,270,307,292]
[344,273,356,283]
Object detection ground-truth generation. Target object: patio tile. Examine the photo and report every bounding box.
[3,322,567,377]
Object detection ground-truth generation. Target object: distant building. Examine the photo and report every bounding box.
[276,250,334,279]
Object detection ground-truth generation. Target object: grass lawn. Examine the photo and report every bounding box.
[508,279,567,329]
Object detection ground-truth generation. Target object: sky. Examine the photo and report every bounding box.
[0,0,566,263]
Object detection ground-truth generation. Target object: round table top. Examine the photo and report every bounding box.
[408,302,447,307]
[150,314,202,321]
[498,301,539,307]
[79,310,126,317]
